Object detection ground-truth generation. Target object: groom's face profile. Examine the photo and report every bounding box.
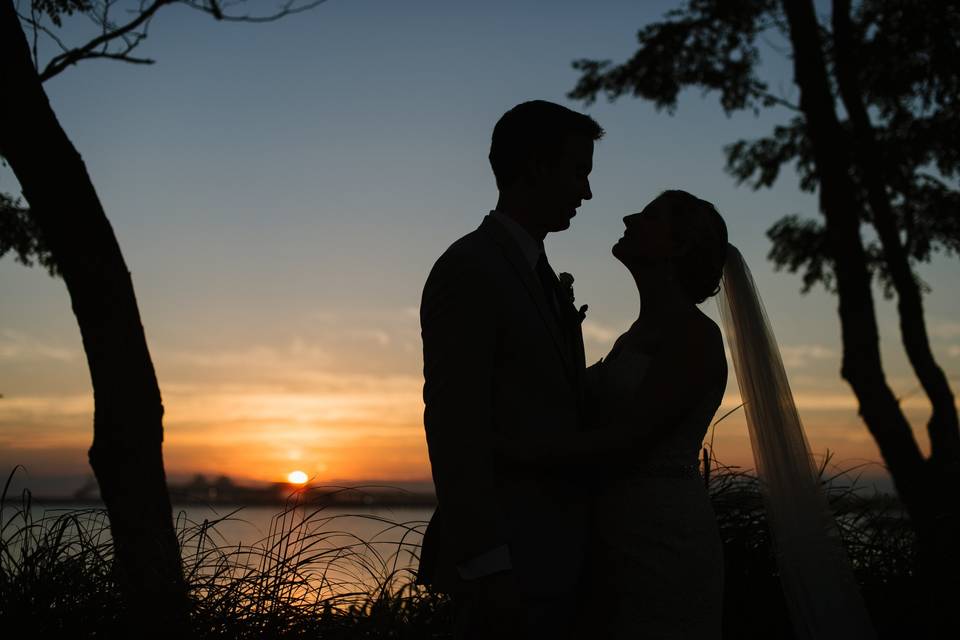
[530,134,594,233]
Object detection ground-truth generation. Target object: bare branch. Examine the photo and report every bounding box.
[183,0,328,23]
[14,9,72,57]
[758,90,801,112]
[39,0,175,82]
[72,50,155,65]
[33,0,328,83]
[30,2,40,72]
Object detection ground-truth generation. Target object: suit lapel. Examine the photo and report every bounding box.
[479,215,575,378]
[565,303,586,374]
[565,302,588,416]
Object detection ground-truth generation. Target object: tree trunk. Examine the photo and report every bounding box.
[0,1,191,632]
[780,0,930,522]
[783,0,953,633]
[831,0,960,469]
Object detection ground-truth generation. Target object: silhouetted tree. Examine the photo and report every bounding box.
[569,0,958,631]
[0,0,324,632]
[0,191,58,275]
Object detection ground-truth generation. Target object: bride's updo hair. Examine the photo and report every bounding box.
[655,190,728,304]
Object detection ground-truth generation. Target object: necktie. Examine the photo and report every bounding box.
[536,253,574,371]
[536,252,560,320]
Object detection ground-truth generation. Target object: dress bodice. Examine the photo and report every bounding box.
[589,334,725,475]
[587,330,727,640]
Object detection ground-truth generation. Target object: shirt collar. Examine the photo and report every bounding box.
[490,210,543,269]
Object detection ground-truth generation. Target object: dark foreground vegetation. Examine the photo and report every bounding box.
[1,463,917,639]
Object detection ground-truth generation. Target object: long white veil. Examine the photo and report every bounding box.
[716,245,876,640]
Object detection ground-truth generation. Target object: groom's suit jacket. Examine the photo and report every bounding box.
[418,213,587,596]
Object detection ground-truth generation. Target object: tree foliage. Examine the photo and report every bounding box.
[570,0,959,296]
[570,11,960,618]
[0,190,58,275]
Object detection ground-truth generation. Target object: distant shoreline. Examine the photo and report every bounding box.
[9,474,439,508]
[22,493,438,509]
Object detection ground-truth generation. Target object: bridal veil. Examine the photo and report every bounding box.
[717,244,876,640]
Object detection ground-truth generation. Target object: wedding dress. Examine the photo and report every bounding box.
[510,246,875,639]
[584,247,876,639]
[587,337,726,639]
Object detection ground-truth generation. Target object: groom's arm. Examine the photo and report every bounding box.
[421,249,509,576]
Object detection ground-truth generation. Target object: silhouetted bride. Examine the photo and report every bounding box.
[499,190,875,639]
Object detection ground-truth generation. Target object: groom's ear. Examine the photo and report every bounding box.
[515,158,541,188]
[525,158,552,187]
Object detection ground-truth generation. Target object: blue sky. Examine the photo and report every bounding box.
[1,0,957,493]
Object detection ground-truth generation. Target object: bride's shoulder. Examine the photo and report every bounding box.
[664,307,718,340]
[689,311,727,376]
[694,309,723,347]
[671,310,724,367]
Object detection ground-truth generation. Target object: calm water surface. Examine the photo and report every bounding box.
[10,503,433,594]
[17,503,432,545]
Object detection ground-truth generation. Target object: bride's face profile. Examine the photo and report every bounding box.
[612,199,678,269]
[614,190,728,305]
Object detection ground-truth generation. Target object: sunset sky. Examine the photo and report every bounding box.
[2,0,957,495]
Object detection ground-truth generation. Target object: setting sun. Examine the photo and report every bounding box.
[287,470,309,485]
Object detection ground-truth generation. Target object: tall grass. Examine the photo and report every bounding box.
[708,453,918,638]
[2,463,916,638]
[1,476,448,638]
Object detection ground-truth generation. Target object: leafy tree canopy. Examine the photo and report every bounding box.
[570,0,960,296]
[29,0,92,27]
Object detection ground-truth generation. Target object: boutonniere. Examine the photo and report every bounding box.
[558,272,588,323]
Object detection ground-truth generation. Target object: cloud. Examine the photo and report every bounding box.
[931,321,960,339]
[162,373,422,426]
[156,372,426,481]
[0,370,428,483]
[581,320,618,343]
[348,329,391,346]
[0,393,93,448]
[168,344,329,370]
[306,311,338,323]
[158,338,333,383]
[0,329,80,363]
[779,344,836,369]
[719,387,958,411]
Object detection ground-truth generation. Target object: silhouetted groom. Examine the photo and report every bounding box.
[417,101,603,639]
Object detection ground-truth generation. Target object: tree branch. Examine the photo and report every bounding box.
[758,90,800,112]
[39,0,174,81]
[35,0,329,83]
[184,0,328,23]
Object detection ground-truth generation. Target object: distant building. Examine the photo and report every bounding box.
[50,475,436,507]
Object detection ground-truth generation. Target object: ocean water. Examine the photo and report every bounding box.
[171,503,433,549]
[7,503,434,594]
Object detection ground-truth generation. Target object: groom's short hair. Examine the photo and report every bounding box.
[489,100,604,191]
